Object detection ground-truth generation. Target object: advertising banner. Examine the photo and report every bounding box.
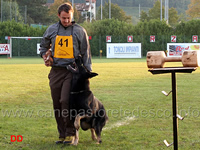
[192,35,198,42]
[127,36,133,42]
[171,36,177,42]
[0,44,10,54]
[106,36,111,43]
[167,43,200,57]
[107,43,141,58]
[150,36,155,42]
[37,44,40,54]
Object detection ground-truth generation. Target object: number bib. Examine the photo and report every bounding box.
[54,35,74,59]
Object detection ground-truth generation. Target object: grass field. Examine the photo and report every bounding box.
[0,57,200,150]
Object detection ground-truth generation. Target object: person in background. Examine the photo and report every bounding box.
[40,2,92,145]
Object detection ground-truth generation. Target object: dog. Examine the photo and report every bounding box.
[67,57,108,146]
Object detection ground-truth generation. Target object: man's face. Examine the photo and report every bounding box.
[58,10,73,27]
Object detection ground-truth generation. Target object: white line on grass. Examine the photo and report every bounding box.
[103,116,136,130]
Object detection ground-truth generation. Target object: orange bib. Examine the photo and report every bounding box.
[54,35,74,59]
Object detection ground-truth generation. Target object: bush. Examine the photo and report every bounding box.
[0,20,47,57]
[1,19,200,57]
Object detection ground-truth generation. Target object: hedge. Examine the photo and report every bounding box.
[1,19,200,57]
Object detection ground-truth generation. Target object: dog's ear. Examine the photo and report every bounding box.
[87,72,98,78]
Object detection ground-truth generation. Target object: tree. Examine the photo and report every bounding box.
[140,10,149,22]
[81,18,135,56]
[186,0,200,19]
[82,18,135,36]
[140,0,179,26]
[16,0,51,25]
[0,0,23,22]
[96,2,132,23]
[175,20,200,36]
[148,0,164,20]
[168,7,179,26]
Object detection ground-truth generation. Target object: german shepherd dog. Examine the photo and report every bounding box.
[67,57,108,145]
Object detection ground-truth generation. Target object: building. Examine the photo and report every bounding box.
[85,0,96,20]
[45,0,96,21]
[45,0,54,8]
[75,0,96,21]
[46,0,54,3]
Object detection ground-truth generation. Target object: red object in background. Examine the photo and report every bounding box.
[192,35,198,42]
[150,36,155,42]
[171,36,176,42]
[106,36,111,42]
[127,36,133,42]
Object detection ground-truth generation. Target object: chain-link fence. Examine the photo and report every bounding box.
[0,35,199,57]
[89,35,199,57]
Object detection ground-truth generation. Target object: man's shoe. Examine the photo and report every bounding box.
[55,138,65,144]
[63,136,75,145]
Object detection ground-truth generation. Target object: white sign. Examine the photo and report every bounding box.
[167,43,200,57]
[127,36,133,42]
[171,35,177,42]
[0,44,10,54]
[192,35,198,42]
[106,43,141,58]
[150,36,155,42]
[37,43,40,54]
[106,36,111,42]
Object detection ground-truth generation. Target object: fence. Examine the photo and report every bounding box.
[0,35,199,57]
[89,35,199,57]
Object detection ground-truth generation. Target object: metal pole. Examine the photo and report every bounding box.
[15,0,17,21]
[109,0,111,19]
[90,0,92,22]
[72,0,74,21]
[167,0,169,24]
[139,4,140,19]
[10,0,12,21]
[172,71,178,150]
[160,0,162,21]
[101,0,102,20]
[85,11,87,22]
[1,0,3,22]
[72,0,74,7]
[25,5,27,24]
[10,37,12,58]
[165,0,166,20]
[165,0,168,24]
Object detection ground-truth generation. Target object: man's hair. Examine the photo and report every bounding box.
[58,3,74,14]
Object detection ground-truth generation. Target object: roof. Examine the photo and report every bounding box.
[75,3,93,11]
[44,3,53,8]
[85,0,96,3]
[46,0,54,3]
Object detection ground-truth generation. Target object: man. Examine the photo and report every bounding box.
[40,3,92,145]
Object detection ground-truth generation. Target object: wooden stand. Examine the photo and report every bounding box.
[148,67,197,150]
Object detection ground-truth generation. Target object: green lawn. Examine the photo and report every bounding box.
[0,57,200,149]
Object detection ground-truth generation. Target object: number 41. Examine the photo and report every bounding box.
[58,39,68,47]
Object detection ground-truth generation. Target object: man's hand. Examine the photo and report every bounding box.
[43,49,53,67]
